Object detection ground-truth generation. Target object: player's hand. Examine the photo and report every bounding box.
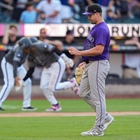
[15,77,20,87]
[15,77,23,91]
[68,47,80,55]
[78,62,86,69]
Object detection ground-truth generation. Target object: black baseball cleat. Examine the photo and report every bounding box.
[22,106,37,111]
[0,107,4,111]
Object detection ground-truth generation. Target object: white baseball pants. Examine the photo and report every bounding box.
[40,57,74,105]
[0,57,32,108]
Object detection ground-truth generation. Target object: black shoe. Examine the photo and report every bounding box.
[0,107,4,111]
[22,106,37,111]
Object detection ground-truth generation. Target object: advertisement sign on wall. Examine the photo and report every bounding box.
[0,24,140,37]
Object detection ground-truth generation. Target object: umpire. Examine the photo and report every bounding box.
[68,4,114,136]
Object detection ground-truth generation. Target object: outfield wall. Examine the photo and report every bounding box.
[1,85,140,99]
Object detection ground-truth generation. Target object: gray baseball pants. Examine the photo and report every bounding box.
[79,60,110,131]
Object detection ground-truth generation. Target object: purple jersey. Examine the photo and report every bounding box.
[82,22,110,61]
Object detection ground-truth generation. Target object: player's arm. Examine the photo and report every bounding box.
[23,55,36,81]
[68,28,106,56]
[13,47,23,86]
[23,48,37,81]
[34,42,62,55]
[33,42,74,67]
[44,43,74,67]
[13,61,19,78]
[23,67,35,81]
[68,45,104,56]
[13,47,23,78]
[44,39,63,51]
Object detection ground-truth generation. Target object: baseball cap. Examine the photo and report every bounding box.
[83,4,102,15]
[66,30,74,35]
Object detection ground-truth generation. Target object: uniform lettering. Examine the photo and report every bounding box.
[87,34,94,42]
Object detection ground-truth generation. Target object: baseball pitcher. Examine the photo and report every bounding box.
[68,4,114,137]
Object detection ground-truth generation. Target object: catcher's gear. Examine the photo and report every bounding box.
[18,37,32,49]
[75,63,85,85]
[29,37,38,43]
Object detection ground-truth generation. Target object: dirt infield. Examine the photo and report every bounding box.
[0,112,140,117]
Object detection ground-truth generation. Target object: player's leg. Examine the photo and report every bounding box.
[96,60,114,131]
[79,62,96,110]
[17,65,36,111]
[90,62,106,133]
[103,112,114,131]
[50,58,77,91]
[79,63,103,136]
[0,58,14,110]
[88,60,113,134]
[88,61,110,132]
[40,66,61,111]
[79,60,110,136]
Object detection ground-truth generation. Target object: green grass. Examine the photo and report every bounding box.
[0,116,140,140]
[0,98,140,140]
[1,98,140,113]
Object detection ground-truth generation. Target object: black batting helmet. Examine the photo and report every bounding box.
[29,37,38,43]
[18,37,32,49]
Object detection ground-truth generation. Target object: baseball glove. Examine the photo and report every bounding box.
[75,63,85,85]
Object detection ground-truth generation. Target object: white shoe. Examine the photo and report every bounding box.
[103,115,114,131]
[60,53,74,68]
[70,78,79,94]
[46,104,62,112]
[81,128,104,136]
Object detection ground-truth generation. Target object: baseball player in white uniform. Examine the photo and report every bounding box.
[0,37,36,111]
[23,38,78,111]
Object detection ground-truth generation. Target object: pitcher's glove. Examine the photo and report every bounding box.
[75,62,85,85]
